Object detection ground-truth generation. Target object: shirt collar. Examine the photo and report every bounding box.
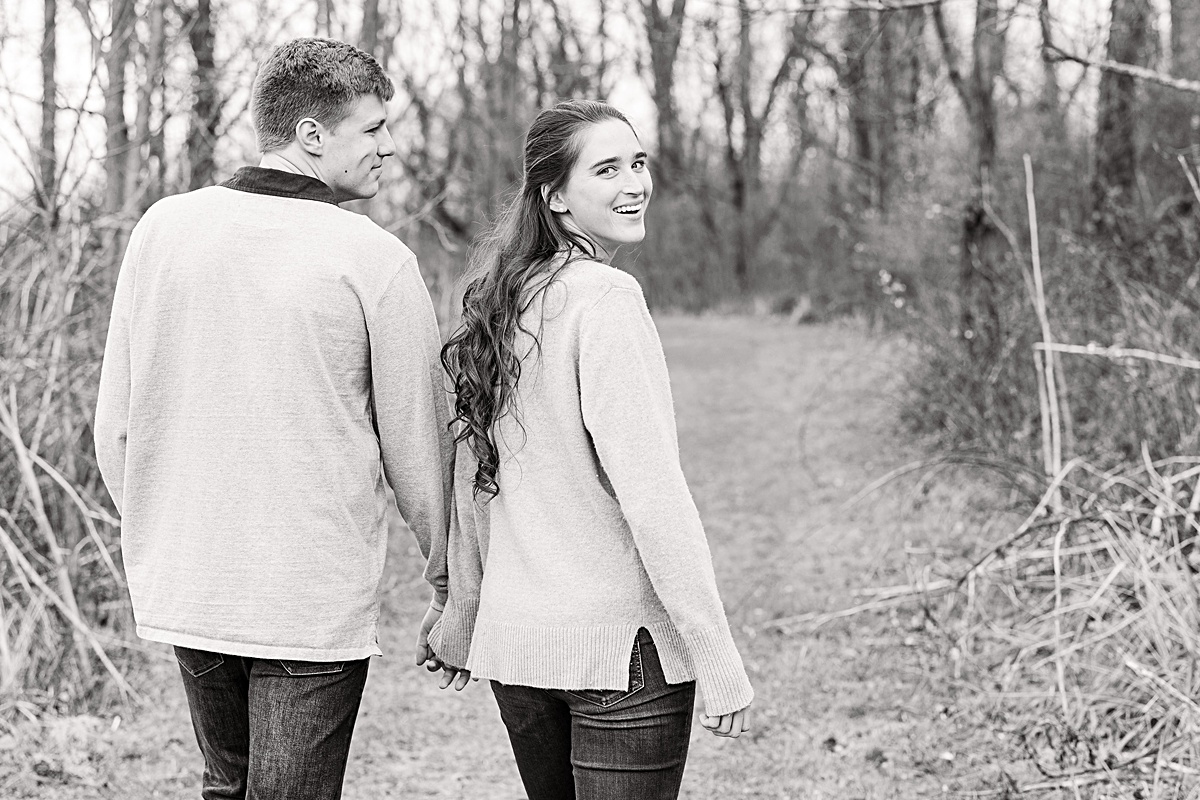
[221,166,338,205]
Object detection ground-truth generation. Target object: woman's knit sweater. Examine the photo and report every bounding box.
[430,259,753,716]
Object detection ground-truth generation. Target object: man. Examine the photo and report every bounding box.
[94,38,452,799]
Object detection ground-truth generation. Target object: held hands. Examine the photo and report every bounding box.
[699,704,752,739]
[414,602,474,692]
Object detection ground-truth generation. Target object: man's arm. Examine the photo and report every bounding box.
[369,255,454,604]
[94,223,147,515]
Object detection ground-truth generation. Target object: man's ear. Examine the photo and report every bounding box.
[296,118,323,155]
[542,185,568,214]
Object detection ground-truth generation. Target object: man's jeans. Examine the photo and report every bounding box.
[490,628,697,800]
[173,646,370,800]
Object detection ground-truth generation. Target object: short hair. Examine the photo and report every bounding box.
[251,38,395,152]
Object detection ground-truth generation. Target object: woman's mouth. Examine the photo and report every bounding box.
[613,202,644,215]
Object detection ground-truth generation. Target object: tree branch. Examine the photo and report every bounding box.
[930,0,969,106]
[1048,44,1200,96]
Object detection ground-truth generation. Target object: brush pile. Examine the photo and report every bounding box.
[939,453,1200,792]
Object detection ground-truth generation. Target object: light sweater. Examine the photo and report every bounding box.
[94,169,453,661]
[429,260,754,716]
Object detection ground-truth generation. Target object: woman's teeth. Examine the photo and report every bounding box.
[614,203,642,215]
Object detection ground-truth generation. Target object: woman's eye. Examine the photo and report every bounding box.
[598,166,616,177]
[632,160,646,171]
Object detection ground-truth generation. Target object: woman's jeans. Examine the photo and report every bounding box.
[173,646,370,800]
[490,628,697,800]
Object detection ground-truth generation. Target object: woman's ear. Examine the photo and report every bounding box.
[542,185,568,214]
[296,118,323,155]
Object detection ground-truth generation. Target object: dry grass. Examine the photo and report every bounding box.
[0,210,135,722]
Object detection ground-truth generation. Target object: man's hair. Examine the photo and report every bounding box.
[251,38,395,152]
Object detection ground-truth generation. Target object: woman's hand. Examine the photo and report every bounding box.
[700,705,752,738]
[437,665,473,691]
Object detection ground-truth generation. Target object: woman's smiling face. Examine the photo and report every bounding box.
[548,119,652,260]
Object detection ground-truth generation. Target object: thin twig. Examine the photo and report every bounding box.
[1024,155,1063,492]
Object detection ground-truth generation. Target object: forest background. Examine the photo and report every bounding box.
[4,0,1200,794]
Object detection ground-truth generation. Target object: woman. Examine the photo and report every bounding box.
[427,99,753,799]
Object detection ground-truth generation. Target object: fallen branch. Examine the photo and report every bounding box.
[1034,342,1200,371]
[840,453,1043,511]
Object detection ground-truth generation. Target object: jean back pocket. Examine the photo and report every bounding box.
[278,660,345,677]
[566,637,645,707]
[174,647,225,678]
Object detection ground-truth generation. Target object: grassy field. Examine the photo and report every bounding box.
[1,315,1020,798]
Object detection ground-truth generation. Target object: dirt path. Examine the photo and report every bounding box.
[4,316,999,798]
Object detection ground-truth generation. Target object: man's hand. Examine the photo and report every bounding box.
[415,603,444,671]
[699,705,752,739]
[414,603,473,691]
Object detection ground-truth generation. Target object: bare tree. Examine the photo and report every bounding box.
[710,3,811,291]
[129,0,167,210]
[1035,0,1064,134]
[38,0,57,218]
[360,0,381,58]
[931,0,1007,362]
[842,7,876,209]
[1092,0,1152,214]
[103,0,135,216]
[640,0,689,190]
[187,0,221,190]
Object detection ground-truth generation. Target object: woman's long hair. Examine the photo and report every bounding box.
[442,99,634,500]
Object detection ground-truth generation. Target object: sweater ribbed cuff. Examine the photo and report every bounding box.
[427,595,479,670]
[681,625,755,717]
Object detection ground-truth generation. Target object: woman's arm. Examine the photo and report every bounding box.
[425,444,486,673]
[579,281,754,718]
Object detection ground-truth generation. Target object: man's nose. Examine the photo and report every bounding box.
[378,126,396,157]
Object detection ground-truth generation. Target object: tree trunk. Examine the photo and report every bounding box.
[930,0,1005,362]
[103,0,135,216]
[188,0,220,189]
[1172,0,1200,79]
[713,2,808,293]
[843,8,876,210]
[359,0,380,58]
[960,0,1003,362]
[129,0,165,211]
[316,0,331,37]
[1036,0,1064,136]
[641,0,688,190]
[1092,0,1151,214]
[38,0,56,219]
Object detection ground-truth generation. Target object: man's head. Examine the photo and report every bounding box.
[252,38,396,201]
